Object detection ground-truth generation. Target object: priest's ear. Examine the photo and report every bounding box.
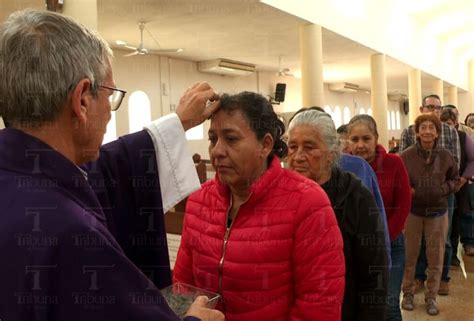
[70,78,93,124]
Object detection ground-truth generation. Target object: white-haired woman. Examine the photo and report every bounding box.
[287,108,389,321]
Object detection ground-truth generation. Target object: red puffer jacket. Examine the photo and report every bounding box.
[174,157,345,321]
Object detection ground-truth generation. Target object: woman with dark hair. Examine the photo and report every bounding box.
[400,113,460,316]
[465,112,474,130]
[287,109,389,321]
[174,92,345,321]
[347,114,411,321]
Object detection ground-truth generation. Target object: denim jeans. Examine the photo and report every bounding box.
[415,194,454,282]
[461,184,474,247]
[385,234,405,321]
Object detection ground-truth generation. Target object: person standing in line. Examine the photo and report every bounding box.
[287,109,389,321]
[290,108,392,263]
[399,94,460,296]
[465,113,474,130]
[400,114,460,316]
[347,114,411,321]
[440,106,474,139]
[440,108,474,259]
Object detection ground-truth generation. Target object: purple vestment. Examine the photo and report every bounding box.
[0,128,198,321]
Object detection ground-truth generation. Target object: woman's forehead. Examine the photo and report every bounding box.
[420,120,436,126]
[289,125,324,143]
[209,109,250,131]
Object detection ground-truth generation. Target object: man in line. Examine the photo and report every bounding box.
[399,94,461,296]
[440,106,474,260]
[0,9,223,321]
[443,104,474,139]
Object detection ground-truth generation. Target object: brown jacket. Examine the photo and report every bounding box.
[401,142,459,216]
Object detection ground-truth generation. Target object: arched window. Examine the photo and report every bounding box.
[359,107,366,115]
[102,111,117,144]
[186,124,204,140]
[128,91,151,134]
[343,106,351,124]
[387,113,392,130]
[367,108,373,116]
[396,111,401,130]
[324,105,332,118]
[333,106,342,128]
[391,111,396,131]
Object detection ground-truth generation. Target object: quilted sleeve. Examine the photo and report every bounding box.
[289,200,345,321]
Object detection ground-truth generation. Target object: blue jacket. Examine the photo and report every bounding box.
[0,128,198,321]
[339,153,391,265]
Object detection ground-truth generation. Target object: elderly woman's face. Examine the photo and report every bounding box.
[416,120,439,145]
[287,125,333,185]
[208,109,272,190]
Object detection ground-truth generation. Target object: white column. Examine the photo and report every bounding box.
[63,0,98,30]
[408,69,422,124]
[299,24,324,107]
[370,53,389,149]
[447,87,458,107]
[432,79,444,103]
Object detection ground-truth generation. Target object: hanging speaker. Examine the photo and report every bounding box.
[275,83,286,102]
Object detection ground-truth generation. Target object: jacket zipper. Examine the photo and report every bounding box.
[217,194,250,306]
[218,209,235,306]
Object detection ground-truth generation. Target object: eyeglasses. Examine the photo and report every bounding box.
[423,104,441,111]
[99,85,127,111]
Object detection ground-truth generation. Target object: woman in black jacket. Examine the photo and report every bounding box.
[287,108,389,321]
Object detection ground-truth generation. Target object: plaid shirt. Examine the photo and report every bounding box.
[399,122,461,169]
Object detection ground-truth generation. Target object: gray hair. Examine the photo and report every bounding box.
[347,114,379,139]
[0,9,113,127]
[288,109,341,166]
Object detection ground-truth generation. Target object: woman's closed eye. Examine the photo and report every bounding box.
[225,135,239,143]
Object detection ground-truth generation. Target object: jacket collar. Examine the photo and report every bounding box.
[369,144,387,172]
[414,139,439,164]
[322,166,360,208]
[215,156,282,207]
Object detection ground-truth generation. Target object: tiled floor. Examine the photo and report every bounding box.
[402,247,474,321]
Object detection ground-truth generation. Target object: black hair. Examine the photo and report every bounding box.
[422,94,441,106]
[443,104,457,110]
[336,124,348,135]
[440,109,457,123]
[464,113,474,126]
[219,92,288,159]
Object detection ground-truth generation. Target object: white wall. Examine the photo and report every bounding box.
[111,52,409,158]
[456,92,473,123]
[112,50,161,136]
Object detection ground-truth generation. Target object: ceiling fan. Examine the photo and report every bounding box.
[116,22,183,57]
[277,56,294,77]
